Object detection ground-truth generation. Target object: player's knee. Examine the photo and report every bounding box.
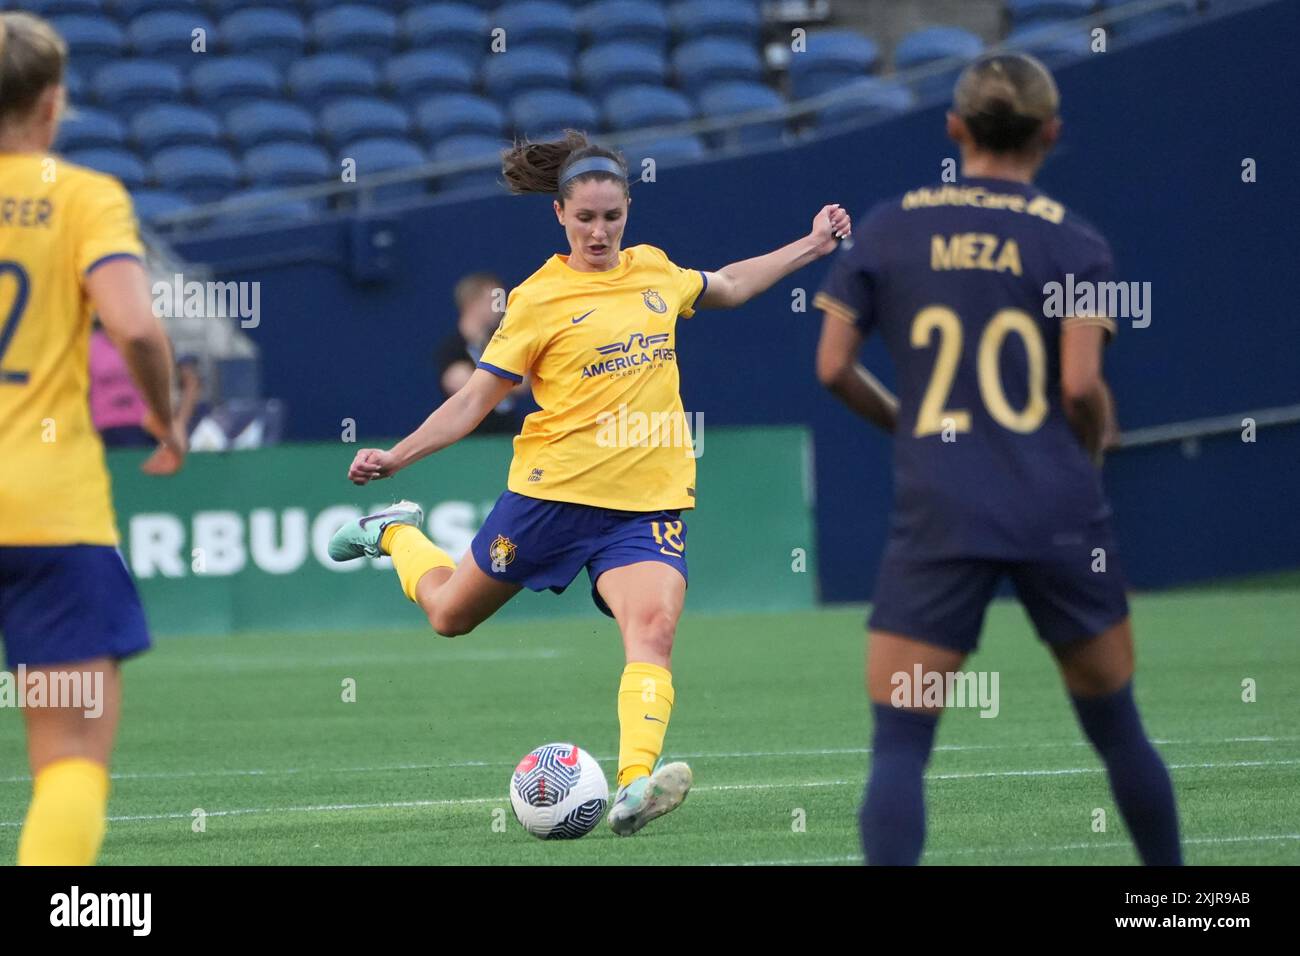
[629,607,677,654]
[427,606,476,638]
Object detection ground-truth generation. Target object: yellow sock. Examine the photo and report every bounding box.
[17,756,110,866]
[382,524,455,602]
[617,662,675,789]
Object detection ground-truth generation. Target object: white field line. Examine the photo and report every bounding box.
[1,757,1296,829]
[1,735,1295,787]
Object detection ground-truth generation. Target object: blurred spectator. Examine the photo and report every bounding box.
[435,272,528,435]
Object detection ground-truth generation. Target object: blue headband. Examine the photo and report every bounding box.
[558,157,626,189]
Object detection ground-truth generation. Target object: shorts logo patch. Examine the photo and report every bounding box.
[642,289,667,314]
[489,534,517,573]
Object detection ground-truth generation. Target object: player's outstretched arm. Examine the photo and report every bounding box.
[85,257,187,474]
[347,368,515,484]
[696,204,852,310]
[815,311,898,434]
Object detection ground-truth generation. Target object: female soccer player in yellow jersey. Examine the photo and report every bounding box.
[330,130,851,834]
[0,13,186,864]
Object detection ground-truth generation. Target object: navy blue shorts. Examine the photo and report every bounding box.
[470,491,688,617]
[0,545,152,668]
[868,531,1130,654]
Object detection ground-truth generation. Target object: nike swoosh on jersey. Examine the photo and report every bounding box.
[571,309,596,324]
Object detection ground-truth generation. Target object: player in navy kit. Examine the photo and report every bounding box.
[814,53,1181,865]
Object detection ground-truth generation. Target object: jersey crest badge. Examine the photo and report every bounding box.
[489,534,517,571]
[642,289,667,314]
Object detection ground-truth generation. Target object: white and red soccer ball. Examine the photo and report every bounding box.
[509,742,609,840]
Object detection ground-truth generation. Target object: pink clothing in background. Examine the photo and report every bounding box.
[89,328,147,430]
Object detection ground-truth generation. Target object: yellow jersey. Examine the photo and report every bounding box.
[479,244,705,512]
[0,153,144,546]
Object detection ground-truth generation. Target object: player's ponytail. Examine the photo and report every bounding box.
[0,13,68,128]
[953,53,1058,154]
[501,129,629,204]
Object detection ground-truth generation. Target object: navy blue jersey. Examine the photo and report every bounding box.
[815,177,1118,559]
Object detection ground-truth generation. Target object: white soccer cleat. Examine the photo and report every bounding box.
[607,761,693,836]
[327,500,423,561]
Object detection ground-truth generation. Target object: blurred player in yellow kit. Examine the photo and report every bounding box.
[0,13,186,864]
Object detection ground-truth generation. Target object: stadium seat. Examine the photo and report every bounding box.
[225,100,318,149]
[578,42,668,92]
[495,2,580,57]
[310,5,398,63]
[431,135,505,192]
[894,26,984,102]
[287,54,381,106]
[130,104,223,153]
[400,4,489,68]
[24,0,105,17]
[116,0,198,16]
[414,94,507,145]
[1004,24,1093,66]
[509,90,600,139]
[788,30,882,100]
[1004,0,1097,29]
[130,188,194,224]
[127,11,218,71]
[243,141,332,187]
[673,38,763,93]
[340,136,429,204]
[296,0,406,12]
[622,135,707,172]
[217,8,307,71]
[577,1,670,51]
[65,147,147,190]
[697,82,785,147]
[55,108,126,152]
[602,85,695,132]
[65,68,84,103]
[319,97,411,146]
[670,0,762,44]
[92,60,185,114]
[202,0,273,14]
[50,15,125,74]
[384,51,475,99]
[150,145,242,203]
[482,48,573,100]
[816,77,916,131]
[189,57,282,113]
[218,188,321,226]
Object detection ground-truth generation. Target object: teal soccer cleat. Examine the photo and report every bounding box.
[327,500,424,561]
[608,761,693,836]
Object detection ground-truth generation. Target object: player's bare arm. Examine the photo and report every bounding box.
[815,311,899,434]
[1060,322,1112,460]
[348,368,514,484]
[696,204,852,309]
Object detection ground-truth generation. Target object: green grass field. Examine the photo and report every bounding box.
[1,582,1297,866]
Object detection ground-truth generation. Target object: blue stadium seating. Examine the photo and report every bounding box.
[788,30,881,100]
[92,60,185,113]
[66,148,147,190]
[496,2,581,57]
[151,145,242,203]
[816,78,916,131]
[189,57,282,113]
[23,1,104,16]
[577,1,670,51]
[218,8,307,71]
[697,82,785,146]
[509,90,600,139]
[56,108,126,152]
[131,104,223,152]
[670,0,762,44]
[127,11,217,71]
[310,5,398,63]
[320,96,411,145]
[341,136,429,203]
[64,68,84,103]
[218,188,320,226]
[431,135,505,192]
[482,48,573,100]
[1005,24,1093,65]
[603,85,695,131]
[225,101,319,149]
[130,188,195,224]
[578,43,668,92]
[117,0,197,16]
[1005,0,1097,29]
[400,4,488,68]
[622,135,707,172]
[384,51,475,99]
[287,54,380,106]
[1100,0,1196,38]
[414,94,507,144]
[894,26,984,101]
[51,15,125,74]
[243,141,332,187]
[673,38,763,93]
[203,0,271,14]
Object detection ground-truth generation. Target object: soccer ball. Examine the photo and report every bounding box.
[509,742,609,840]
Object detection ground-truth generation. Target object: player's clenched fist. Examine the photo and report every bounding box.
[348,447,398,485]
[809,203,852,256]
